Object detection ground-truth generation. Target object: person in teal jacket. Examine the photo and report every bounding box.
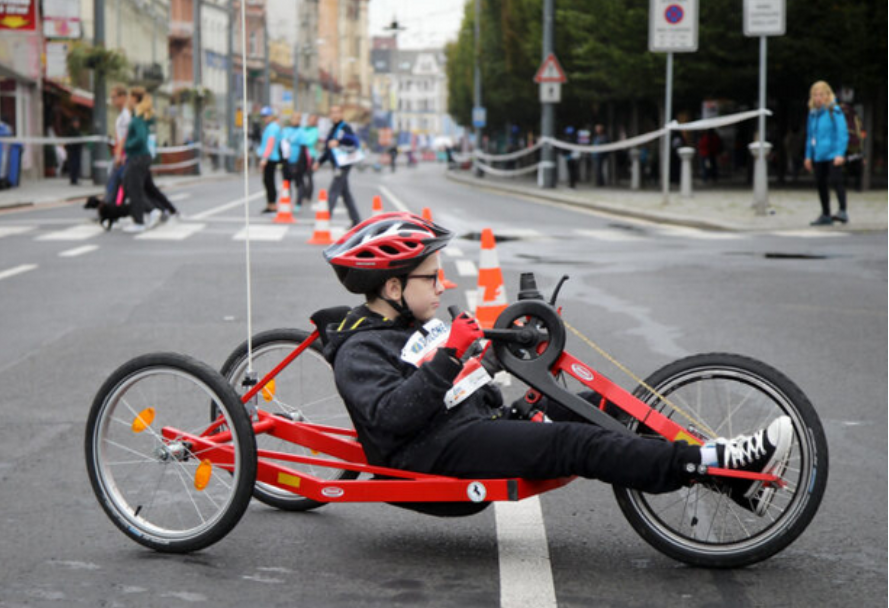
[804,81,849,225]
[258,106,282,214]
[122,87,161,233]
[296,114,320,208]
[281,112,303,206]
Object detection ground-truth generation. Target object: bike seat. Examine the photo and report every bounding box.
[310,306,352,347]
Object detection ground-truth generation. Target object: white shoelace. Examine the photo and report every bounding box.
[724,429,766,468]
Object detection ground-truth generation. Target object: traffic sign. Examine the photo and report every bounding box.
[744,0,785,37]
[472,107,487,128]
[534,53,567,84]
[649,0,698,52]
[539,83,561,103]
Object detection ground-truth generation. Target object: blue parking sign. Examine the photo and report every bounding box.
[472,107,486,128]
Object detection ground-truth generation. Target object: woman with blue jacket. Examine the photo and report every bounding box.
[804,81,849,225]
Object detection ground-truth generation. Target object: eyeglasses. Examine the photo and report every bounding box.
[407,273,440,287]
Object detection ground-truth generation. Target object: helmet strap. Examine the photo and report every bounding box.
[380,277,415,326]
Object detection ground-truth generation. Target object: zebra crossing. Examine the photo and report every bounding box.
[0,217,853,247]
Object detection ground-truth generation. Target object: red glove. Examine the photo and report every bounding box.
[446,313,484,359]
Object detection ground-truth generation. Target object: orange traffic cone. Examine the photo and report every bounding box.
[418,207,456,289]
[274,180,296,224]
[372,195,384,216]
[307,189,333,245]
[475,228,507,329]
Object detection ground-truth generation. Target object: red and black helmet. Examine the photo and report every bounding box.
[323,212,453,294]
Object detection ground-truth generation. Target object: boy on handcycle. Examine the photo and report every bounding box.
[321,213,791,514]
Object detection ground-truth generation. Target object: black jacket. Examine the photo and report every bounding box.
[317,120,360,168]
[323,305,503,472]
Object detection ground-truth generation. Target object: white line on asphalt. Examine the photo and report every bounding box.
[58,244,99,257]
[444,247,464,258]
[190,191,265,220]
[455,259,478,276]
[379,186,410,212]
[465,289,477,313]
[495,498,558,608]
[574,228,643,242]
[769,230,847,238]
[232,225,289,241]
[36,224,105,241]
[0,226,35,238]
[0,264,38,281]
[656,225,741,240]
[167,192,190,202]
[136,222,206,240]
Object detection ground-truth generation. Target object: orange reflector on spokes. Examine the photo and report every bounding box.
[194,460,213,491]
[261,379,276,402]
[132,407,155,433]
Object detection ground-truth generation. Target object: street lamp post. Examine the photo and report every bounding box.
[193,0,203,175]
[540,0,556,188]
[93,0,108,184]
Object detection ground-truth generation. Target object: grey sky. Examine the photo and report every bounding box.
[266,0,466,50]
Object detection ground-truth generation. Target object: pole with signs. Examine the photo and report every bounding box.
[539,0,557,188]
[649,0,698,203]
[473,0,484,177]
[744,0,785,216]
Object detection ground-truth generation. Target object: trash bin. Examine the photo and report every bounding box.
[6,143,23,187]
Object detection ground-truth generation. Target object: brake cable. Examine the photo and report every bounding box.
[562,320,718,439]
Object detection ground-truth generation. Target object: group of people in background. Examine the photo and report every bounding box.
[257,104,363,228]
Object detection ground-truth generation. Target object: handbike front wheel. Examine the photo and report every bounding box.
[220,328,358,512]
[85,353,257,553]
[613,353,828,568]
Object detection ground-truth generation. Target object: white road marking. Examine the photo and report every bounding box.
[233,225,289,241]
[769,230,847,238]
[455,259,478,276]
[36,224,105,241]
[379,185,410,212]
[465,289,478,313]
[167,192,190,202]
[496,498,557,608]
[0,264,38,281]
[136,222,206,240]
[655,225,741,240]
[0,226,35,238]
[189,191,265,219]
[574,228,643,242]
[444,247,464,258]
[58,244,99,257]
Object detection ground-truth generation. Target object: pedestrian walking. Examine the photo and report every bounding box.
[314,105,362,227]
[592,124,609,186]
[804,80,849,225]
[697,129,722,183]
[297,114,320,209]
[282,112,304,206]
[64,117,83,186]
[121,87,161,233]
[258,106,282,214]
[561,126,579,189]
[105,85,131,205]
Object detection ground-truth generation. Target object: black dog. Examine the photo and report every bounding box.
[84,195,131,231]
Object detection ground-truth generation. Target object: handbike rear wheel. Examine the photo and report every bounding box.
[220,329,359,512]
[85,353,256,553]
[613,353,828,568]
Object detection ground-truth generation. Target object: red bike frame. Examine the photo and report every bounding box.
[165,323,783,506]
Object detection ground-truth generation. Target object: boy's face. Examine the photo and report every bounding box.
[402,254,445,323]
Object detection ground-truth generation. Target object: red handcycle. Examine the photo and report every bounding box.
[85,273,828,568]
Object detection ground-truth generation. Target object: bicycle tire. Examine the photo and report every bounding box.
[613,353,828,568]
[220,328,359,512]
[85,353,256,553]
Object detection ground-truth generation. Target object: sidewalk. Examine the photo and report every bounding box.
[446,171,888,233]
[0,166,234,211]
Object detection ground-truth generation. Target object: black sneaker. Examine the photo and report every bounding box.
[810,215,833,226]
[832,210,849,224]
[713,416,792,516]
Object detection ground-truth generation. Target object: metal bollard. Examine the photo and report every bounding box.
[678,147,695,198]
[748,141,773,215]
[630,148,641,191]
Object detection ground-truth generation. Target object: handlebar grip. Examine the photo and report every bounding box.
[447,305,462,320]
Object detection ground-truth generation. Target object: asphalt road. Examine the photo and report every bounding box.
[0,164,885,607]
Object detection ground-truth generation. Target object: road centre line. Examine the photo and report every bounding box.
[0,264,38,281]
[58,244,99,257]
[379,186,410,213]
[189,191,265,220]
[496,498,558,608]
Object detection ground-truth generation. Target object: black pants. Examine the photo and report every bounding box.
[298,165,314,207]
[430,396,700,495]
[122,154,154,224]
[145,172,177,214]
[813,161,846,215]
[566,157,579,188]
[66,144,82,185]
[263,161,279,204]
[328,165,361,226]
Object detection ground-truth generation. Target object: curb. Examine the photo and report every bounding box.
[444,171,888,234]
[0,172,235,211]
